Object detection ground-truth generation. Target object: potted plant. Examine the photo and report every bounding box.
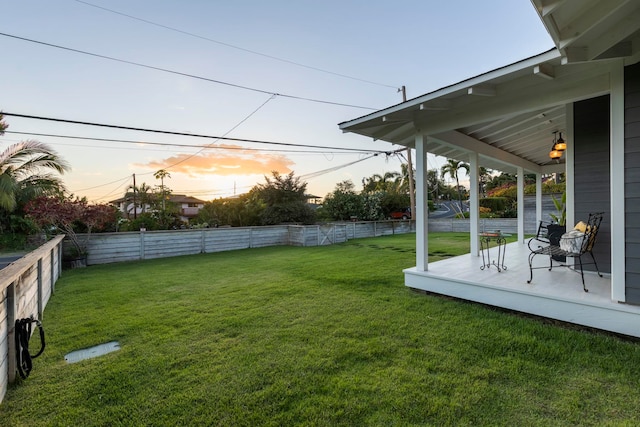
[548,191,566,261]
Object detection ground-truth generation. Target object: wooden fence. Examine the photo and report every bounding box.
[0,235,63,403]
[74,218,532,266]
[83,221,417,265]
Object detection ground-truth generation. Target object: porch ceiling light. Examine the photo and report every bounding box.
[549,131,564,160]
[554,132,566,151]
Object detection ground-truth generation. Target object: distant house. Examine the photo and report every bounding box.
[339,0,640,337]
[110,194,205,223]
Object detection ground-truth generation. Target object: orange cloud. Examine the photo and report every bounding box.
[134,144,294,177]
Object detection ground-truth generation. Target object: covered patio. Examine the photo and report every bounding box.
[405,241,640,338]
[339,0,640,337]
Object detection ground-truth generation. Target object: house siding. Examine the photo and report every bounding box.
[573,95,611,274]
[625,61,640,304]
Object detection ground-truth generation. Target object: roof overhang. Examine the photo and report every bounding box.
[531,0,640,65]
[340,49,618,174]
[339,1,640,175]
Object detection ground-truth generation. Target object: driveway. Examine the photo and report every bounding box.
[0,253,26,270]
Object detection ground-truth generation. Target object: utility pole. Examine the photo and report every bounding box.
[401,86,416,220]
[132,173,137,220]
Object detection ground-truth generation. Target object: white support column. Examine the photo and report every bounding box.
[517,167,525,243]
[565,103,575,233]
[610,60,626,302]
[536,173,542,226]
[469,152,479,256]
[415,133,429,271]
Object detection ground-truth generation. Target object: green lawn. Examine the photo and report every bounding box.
[3,233,640,426]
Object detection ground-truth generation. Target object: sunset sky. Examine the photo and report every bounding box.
[1,0,553,202]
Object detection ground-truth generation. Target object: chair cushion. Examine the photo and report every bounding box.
[574,221,587,233]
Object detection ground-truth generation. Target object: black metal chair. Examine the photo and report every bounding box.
[527,212,604,292]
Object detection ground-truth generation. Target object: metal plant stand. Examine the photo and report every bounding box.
[479,232,509,272]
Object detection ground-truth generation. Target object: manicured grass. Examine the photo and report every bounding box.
[3,233,640,426]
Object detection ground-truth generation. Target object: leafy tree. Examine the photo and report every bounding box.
[25,196,117,257]
[440,159,470,215]
[321,180,364,221]
[253,171,315,225]
[426,169,445,201]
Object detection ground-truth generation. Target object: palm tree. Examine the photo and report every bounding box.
[0,140,70,212]
[362,171,401,193]
[124,182,153,217]
[153,169,171,212]
[440,159,470,216]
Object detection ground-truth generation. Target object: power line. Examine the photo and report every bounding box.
[0,32,377,111]
[2,112,392,154]
[162,94,275,171]
[5,131,367,155]
[300,154,382,180]
[72,0,399,90]
[72,174,131,193]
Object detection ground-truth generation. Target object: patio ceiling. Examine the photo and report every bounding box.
[340,1,640,175]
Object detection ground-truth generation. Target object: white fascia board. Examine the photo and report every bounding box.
[339,50,562,132]
[429,130,542,173]
[416,62,613,136]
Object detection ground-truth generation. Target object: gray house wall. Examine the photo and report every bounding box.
[573,95,611,274]
[625,62,640,304]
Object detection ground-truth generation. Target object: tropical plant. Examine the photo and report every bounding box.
[0,139,70,212]
[440,159,470,216]
[123,182,154,216]
[154,169,171,212]
[550,191,566,226]
[361,171,401,194]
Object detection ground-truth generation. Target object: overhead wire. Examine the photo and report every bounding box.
[71,0,400,91]
[1,112,389,154]
[160,94,275,171]
[0,32,377,111]
[5,131,367,155]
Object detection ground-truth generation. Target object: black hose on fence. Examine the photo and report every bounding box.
[15,316,46,379]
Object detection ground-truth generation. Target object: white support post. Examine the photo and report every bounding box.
[536,173,542,226]
[565,103,575,233]
[469,152,479,256]
[517,167,525,243]
[610,60,626,302]
[415,133,429,271]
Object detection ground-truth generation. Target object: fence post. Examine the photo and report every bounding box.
[37,259,43,320]
[200,229,206,254]
[139,231,145,260]
[57,240,63,278]
[7,282,16,383]
[50,247,55,294]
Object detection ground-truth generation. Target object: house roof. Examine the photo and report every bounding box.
[339,1,640,175]
[169,194,205,204]
[109,194,205,204]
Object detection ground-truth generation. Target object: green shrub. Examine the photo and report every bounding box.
[480,197,510,212]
